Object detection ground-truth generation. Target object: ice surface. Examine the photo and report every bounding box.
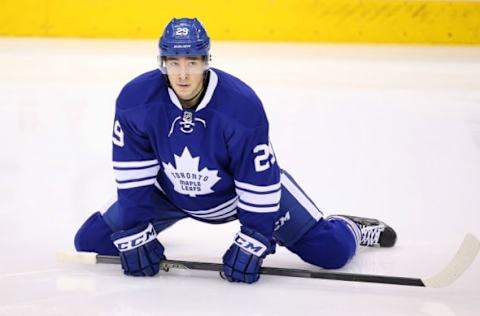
[0,38,479,316]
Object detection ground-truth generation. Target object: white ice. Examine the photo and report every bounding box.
[0,38,479,316]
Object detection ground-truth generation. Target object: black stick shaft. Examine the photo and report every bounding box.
[96,255,425,287]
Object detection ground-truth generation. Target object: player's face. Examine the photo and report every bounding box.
[165,56,206,103]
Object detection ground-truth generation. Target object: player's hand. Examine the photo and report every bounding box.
[111,223,166,276]
[222,226,275,284]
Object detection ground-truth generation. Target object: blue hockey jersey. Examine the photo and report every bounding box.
[112,68,281,238]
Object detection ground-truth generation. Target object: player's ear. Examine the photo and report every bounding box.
[203,54,211,65]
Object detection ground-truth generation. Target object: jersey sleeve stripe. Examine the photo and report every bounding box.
[235,188,281,206]
[117,178,156,189]
[113,159,159,168]
[238,199,278,208]
[234,180,281,193]
[114,165,160,182]
[116,175,157,184]
[237,201,279,213]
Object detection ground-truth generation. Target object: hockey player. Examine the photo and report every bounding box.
[74,18,397,283]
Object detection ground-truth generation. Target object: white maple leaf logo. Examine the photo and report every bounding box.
[162,147,221,197]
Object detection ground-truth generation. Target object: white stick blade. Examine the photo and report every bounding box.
[422,233,480,288]
[56,250,98,265]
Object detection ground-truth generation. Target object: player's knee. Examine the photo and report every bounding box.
[322,221,358,268]
[306,236,353,269]
[318,233,355,269]
[289,221,356,269]
[74,211,118,256]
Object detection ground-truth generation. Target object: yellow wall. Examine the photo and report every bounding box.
[1,0,480,44]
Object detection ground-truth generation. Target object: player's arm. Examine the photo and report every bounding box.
[112,108,159,228]
[110,101,165,277]
[230,124,280,238]
[222,119,280,284]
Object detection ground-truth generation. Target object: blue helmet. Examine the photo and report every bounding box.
[159,18,210,57]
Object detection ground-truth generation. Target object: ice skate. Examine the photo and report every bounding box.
[338,214,397,247]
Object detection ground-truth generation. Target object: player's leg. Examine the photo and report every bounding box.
[286,217,359,269]
[289,214,397,268]
[327,214,397,247]
[74,189,188,256]
[275,170,397,269]
[273,170,361,269]
[74,204,118,256]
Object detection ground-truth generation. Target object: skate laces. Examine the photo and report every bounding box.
[360,224,385,246]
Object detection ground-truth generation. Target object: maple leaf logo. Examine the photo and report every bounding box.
[162,147,221,197]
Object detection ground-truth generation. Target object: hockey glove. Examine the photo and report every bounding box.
[111,223,166,276]
[222,226,275,284]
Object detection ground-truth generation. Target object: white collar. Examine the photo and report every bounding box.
[167,69,218,112]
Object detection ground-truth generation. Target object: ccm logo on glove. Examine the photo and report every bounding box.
[113,223,157,251]
[234,231,268,257]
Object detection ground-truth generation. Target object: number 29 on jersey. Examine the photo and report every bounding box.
[253,142,276,172]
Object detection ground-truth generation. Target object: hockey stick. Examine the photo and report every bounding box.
[57,233,479,288]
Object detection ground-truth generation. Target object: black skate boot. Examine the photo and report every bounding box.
[337,215,397,247]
